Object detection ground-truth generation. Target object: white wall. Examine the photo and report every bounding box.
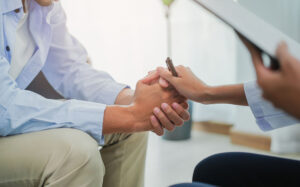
[61,0,168,88]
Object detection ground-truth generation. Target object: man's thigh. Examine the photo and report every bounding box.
[101,132,149,187]
[0,128,104,187]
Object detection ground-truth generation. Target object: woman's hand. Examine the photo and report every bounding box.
[143,66,210,103]
[242,39,300,119]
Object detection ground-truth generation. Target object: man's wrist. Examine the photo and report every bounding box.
[103,105,137,134]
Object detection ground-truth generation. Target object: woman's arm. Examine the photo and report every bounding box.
[203,84,248,106]
[143,66,248,106]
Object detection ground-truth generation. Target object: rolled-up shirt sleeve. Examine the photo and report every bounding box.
[244,81,299,131]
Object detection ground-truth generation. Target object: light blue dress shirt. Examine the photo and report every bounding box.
[0,0,127,144]
[244,82,299,131]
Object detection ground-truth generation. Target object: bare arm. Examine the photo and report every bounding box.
[202,84,248,106]
[143,66,248,106]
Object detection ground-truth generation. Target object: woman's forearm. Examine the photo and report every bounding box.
[201,84,248,106]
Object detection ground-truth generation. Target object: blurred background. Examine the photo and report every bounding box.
[60,0,300,186]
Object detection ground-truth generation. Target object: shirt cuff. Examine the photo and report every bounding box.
[244,82,273,131]
[67,99,106,145]
[244,82,299,131]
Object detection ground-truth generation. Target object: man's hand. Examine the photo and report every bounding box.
[242,39,300,119]
[142,71,191,134]
[115,85,190,136]
[103,81,186,135]
[131,80,187,135]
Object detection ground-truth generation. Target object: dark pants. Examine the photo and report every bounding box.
[171,152,300,187]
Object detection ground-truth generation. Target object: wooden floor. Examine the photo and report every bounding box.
[193,121,271,151]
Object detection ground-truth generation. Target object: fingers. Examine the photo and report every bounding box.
[276,42,289,64]
[153,107,175,131]
[157,67,176,84]
[142,71,160,84]
[161,103,184,126]
[159,78,169,88]
[171,103,190,121]
[238,34,264,71]
[241,40,270,83]
[180,101,189,110]
[150,115,164,136]
[276,42,298,71]
[136,79,145,89]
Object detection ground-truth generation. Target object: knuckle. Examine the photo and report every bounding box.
[175,104,183,111]
[177,65,184,70]
[165,107,173,115]
[178,108,185,116]
[158,111,166,118]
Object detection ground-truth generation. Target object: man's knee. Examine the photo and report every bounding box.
[103,132,148,148]
[0,128,104,187]
[50,128,102,169]
[43,129,104,186]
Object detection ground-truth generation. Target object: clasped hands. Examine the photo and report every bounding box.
[130,74,190,136]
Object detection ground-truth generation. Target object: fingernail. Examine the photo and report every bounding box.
[172,103,178,109]
[161,103,168,110]
[154,107,160,114]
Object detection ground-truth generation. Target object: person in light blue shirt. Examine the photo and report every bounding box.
[0,0,191,186]
[144,40,300,186]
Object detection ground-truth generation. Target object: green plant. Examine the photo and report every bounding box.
[162,0,174,7]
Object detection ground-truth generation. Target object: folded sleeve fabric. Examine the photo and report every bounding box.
[244,81,299,131]
[0,56,106,144]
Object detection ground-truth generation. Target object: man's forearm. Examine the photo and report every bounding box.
[201,84,248,106]
[102,105,136,134]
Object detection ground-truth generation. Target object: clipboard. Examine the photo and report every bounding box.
[193,0,300,70]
